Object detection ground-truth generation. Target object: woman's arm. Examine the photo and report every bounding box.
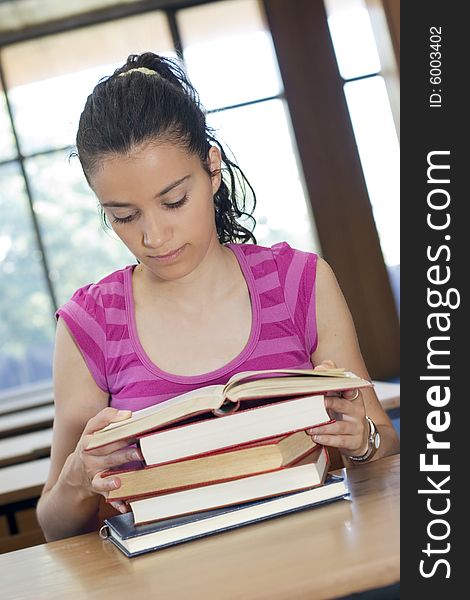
[310,257,400,462]
[36,318,138,541]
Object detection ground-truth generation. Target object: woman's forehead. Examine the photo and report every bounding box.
[96,143,196,177]
[90,144,198,200]
[107,141,195,166]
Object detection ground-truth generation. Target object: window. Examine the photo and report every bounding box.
[0,85,15,159]
[0,11,174,390]
[2,12,175,154]
[177,0,318,252]
[324,0,400,310]
[0,162,55,387]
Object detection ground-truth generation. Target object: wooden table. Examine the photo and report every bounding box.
[0,454,399,599]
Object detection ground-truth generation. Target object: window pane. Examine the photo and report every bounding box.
[0,0,151,30]
[0,162,55,391]
[207,100,319,253]
[25,152,134,306]
[344,76,399,267]
[2,11,173,154]
[324,0,381,79]
[0,89,16,161]
[178,0,282,110]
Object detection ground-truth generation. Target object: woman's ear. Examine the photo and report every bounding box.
[207,146,222,194]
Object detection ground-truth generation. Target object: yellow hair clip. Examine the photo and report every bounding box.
[118,67,158,77]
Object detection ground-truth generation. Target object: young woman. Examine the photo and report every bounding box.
[37,53,399,541]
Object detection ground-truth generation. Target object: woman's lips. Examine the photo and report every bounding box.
[148,245,185,262]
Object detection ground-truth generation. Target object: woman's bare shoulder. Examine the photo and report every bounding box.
[54,317,109,418]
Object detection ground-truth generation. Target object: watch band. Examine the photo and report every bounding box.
[348,416,380,462]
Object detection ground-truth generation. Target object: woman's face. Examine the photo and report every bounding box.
[90,142,222,281]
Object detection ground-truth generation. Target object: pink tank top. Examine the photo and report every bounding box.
[56,242,318,411]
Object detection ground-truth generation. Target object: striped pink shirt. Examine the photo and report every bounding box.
[56,242,318,411]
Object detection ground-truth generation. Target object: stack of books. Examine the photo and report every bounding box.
[89,368,371,557]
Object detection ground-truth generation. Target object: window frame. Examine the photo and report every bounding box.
[263,0,399,379]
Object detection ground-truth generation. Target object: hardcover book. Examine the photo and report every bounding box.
[101,474,349,557]
[128,446,329,524]
[135,394,331,466]
[106,431,319,501]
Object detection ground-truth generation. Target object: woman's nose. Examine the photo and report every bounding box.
[142,213,171,249]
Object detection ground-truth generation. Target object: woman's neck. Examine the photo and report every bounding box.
[134,239,241,311]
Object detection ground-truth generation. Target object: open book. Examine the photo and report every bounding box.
[87,368,371,451]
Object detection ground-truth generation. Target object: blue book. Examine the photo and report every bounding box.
[100,475,349,557]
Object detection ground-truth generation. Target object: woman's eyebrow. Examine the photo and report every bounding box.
[100,175,191,208]
[101,201,135,208]
[155,174,191,197]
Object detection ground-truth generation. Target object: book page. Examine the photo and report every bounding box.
[226,377,372,402]
[100,385,224,433]
[226,367,348,387]
[223,368,362,397]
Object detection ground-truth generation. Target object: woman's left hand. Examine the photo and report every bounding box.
[307,360,369,458]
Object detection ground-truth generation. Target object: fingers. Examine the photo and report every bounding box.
[109,501,131,514]
[82,407,132,436]
[79,444,142,501]
[64,408,139,505]
[90,446,143,496]
[308,388,368,454]
[84,446,143,487]
[87,438,136,457]
[92,471,122,495]
[309,421,353,436]
[314,359,337,371]
[341,389,360,401]
[307,421,365,454]
[97,446,143,469]
[324,393,365,419]
[310,433,352,449]
[81,407,136,456]
[77,409,142,499]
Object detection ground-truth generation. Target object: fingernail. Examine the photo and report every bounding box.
[117,410,131,417]
[111,479,119,489]
[313,436,319,442]
[131,450,141,460]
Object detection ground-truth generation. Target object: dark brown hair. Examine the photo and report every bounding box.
[75,52,256,244]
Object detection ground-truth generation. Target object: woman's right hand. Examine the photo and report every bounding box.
[63,407,142,514]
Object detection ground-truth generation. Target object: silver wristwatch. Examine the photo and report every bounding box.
[348,416,381,462]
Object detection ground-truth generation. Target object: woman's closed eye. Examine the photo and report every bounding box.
[110,195,188,224]
[163,195,188,210]
[111,212,138,224]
